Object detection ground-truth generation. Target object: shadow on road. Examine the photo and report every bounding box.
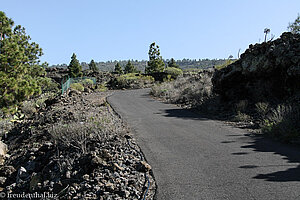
[159,105,300,182]
[239,135,300,182]
[162,108,209,120]
[163,107,300,182]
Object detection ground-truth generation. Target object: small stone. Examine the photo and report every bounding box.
[113,163,124,171]
[125,190,130,198]
[43,180,49,187]
[66,171,71,179]
[31,148,39,152]
[82,174,89,181]
[105,182,115,192]
[0,141,8,157]
[29,156,36,160]
[91,155,107,166]
[0,177,6,185]
[17,166,28,180]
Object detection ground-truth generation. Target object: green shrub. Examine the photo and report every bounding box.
[38,77,60,94]
[163,75,173,82]
[111,73,154,89]
[70,83,84,92]
[164,67,183,79]
[96,84,108,92]
[82,79,94,86]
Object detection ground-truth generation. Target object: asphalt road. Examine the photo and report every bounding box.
[107,89,300,200]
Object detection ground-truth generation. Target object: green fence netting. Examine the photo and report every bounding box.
[61,77,96,95]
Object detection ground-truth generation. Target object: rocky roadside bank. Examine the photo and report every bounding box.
[0,90,156,199]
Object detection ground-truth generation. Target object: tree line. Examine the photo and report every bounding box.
[52,57,230,72]
[0,11,299,111]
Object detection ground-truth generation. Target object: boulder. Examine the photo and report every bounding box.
[213,32,300,103]
[0,141,8,165]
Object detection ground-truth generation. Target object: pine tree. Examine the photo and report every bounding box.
[146,42,165,73]
[68,53,82,77]
[167,58,179,68]
[124,60,136,74]
[0,11,48,110]
[89,59,98,72]
[114,63,123,74]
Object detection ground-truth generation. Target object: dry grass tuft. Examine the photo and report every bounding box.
[263,104,300,142]
[151,73,213,107]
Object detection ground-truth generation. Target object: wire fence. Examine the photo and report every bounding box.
[61,77,96,95]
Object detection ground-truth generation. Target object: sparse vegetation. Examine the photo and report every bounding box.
[164,67,183,79]
[262,104,300,142]
[110,73,154,89]
[215,59,235,70]
[233,111,251,122]
[70,82,84,92]
[2,91,156,199]
[82,78,95,86]
[151,71,213,106]
[96,83,108,92]
[255,102,270,117]
[288,13,300,34]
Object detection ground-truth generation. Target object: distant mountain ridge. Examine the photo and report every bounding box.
[49,58,228,72]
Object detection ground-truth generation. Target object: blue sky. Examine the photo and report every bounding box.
[1,0,300,65]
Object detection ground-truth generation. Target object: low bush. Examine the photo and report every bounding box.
[233,111,251,122]
[82,79,95,86]
[151,72,213,107]
[0,118,13,137]
[21,101,37,116]
[262,104,300,142]
[49,105,125,154]
[255,102,270,117]
[21,92,58,117]
[39,77,60,94]
[164,67,183,79]
[96,84,108,92]
[70,83,84,92]
[110,73,155,89]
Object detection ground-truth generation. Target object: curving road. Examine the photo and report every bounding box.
[107,89,300,200]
